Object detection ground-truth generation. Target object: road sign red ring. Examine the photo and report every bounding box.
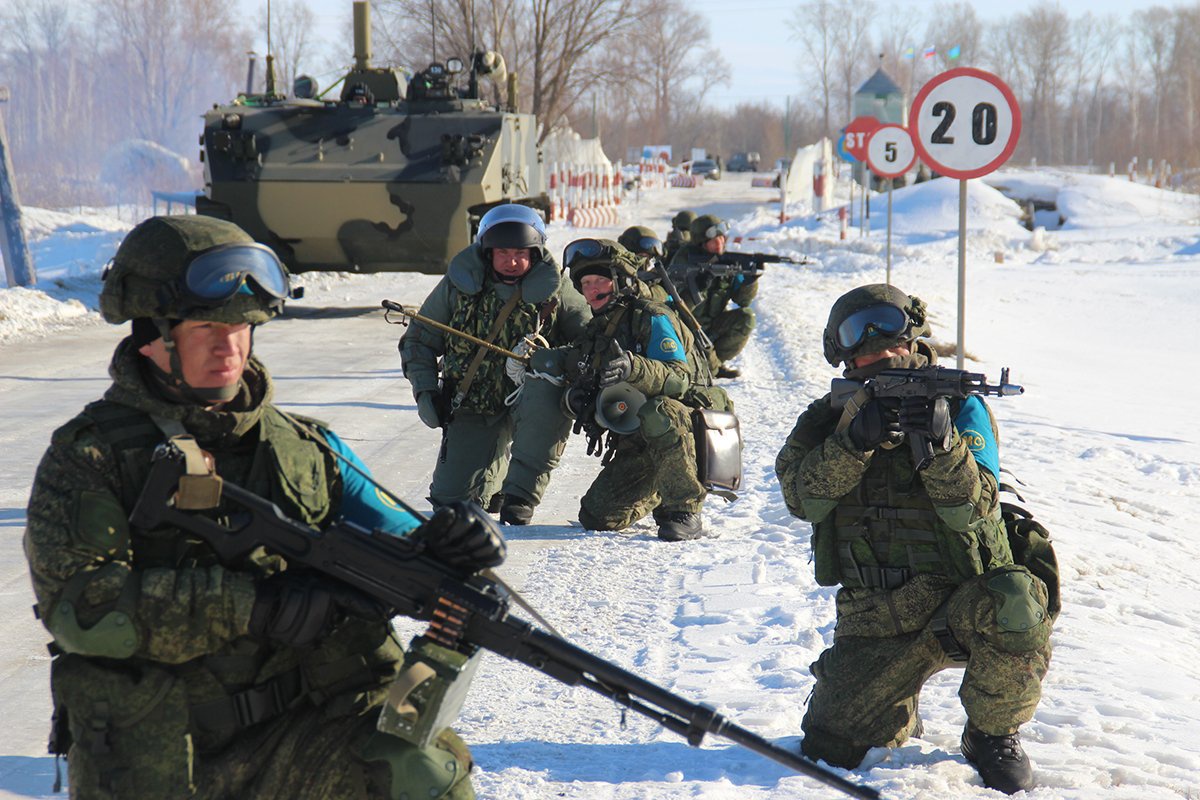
[910,67,1021,179]
[866,125,916,178]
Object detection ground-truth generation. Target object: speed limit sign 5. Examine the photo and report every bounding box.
[866,125,916,178]
[910,67,1021,179]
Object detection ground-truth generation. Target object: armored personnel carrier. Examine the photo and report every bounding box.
[198,1,547,274]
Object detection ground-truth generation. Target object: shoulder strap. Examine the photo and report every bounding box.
[453,286,523,409]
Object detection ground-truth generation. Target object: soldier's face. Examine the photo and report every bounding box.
[703,235,726,255]
[580,274,615,310]
[492,248,533,278]
[139,320,252,390]
[853,344,910,368]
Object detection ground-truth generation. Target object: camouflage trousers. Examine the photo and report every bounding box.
[430,393,570,506]
[800,567,1052,769]
[703,306,755,364]
[578,395,706,530]
[64,689,474,799]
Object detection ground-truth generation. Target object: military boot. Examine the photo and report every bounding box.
[653,509,703,542]
[499,495,535,525]
[715,365,741,379]
[486,492,504,514]
[961,722,1034,794]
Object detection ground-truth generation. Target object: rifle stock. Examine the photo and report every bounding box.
[130,445,879,800]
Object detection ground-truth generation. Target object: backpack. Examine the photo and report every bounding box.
[1000,498,1062,622]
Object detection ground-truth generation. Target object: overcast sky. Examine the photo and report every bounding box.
[240,0,1164,111]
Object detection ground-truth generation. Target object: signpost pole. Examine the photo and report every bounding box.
[957,179,967,369]
[886,178,894,284]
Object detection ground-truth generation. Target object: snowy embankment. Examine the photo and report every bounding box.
[1,171,1199,799]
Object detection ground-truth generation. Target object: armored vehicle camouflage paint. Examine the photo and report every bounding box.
[198,1,548,274]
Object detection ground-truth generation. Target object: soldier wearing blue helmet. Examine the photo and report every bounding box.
[400,204,589,523]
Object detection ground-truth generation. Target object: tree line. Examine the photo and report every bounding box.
[1,0,1198,208]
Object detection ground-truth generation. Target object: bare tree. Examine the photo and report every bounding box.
[790,0,838,137]
[260,0,318,94]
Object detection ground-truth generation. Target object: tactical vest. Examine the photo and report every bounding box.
[57,400,401,753]
[443,285,548,415]
[811,409,1013,590]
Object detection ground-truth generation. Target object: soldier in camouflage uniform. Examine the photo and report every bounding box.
[662,210,696,264]
[550,239,731,541]
[617,225,669,303]
[400,205,589,524]
[24,215,497,799]
[774,284,1051,794]
[668,214,758,379]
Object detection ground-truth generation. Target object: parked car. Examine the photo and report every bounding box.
[692,159,722,180]
[727,151,761,172]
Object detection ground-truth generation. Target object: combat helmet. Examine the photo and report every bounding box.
[563,238,641,297]
[476,204,548,261]
[671,210,697,233]
[822,283,929,367]
[689,213,729,244]
[101,215,294,402]
[617,226,662,257]
[101,215,291,327]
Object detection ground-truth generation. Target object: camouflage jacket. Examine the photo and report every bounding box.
[24,341,402,751]
[774,356,1011,590]
[565,294,707,406]
[401,244,590,416]
[669,244,759,328]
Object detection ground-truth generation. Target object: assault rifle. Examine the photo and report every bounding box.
[670,251,807,305]
[831,366,1024,471]
[130,444,878,800]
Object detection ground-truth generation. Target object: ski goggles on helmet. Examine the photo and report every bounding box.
[564,238,613,269]
[835,303,911,350]
[182,242,292,307]
[702,221,729,240]
[631,235,662,256]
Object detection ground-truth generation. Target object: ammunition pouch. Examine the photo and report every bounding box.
[692,408,742,494]
[51,654,193,797]
[377,636,482,749]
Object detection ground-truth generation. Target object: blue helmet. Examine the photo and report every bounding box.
[476,204,547,251]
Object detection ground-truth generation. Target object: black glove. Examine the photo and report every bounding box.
[250,572,387,647]
[418,501,507,571]
[416,392,445,429]
[599,342,633,388]
[846,397,902,451]
[898,395,953,451]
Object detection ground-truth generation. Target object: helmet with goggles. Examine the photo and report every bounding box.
[617,226,662,257]
[100,215,293,326]
[563,238,640,293]
[689,214,728,244]
[822,283,929,367]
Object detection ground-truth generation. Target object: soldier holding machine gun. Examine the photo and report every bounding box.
[774,284,1052,795]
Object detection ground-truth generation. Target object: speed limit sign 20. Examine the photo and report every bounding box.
[866,125,916,178]
[910,67,1021,179]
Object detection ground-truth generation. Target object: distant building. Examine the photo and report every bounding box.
[854,67,906,127]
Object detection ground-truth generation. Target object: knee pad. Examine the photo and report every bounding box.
[981,566,1050,654]
[359,728,473,800]
[637,398,675,442]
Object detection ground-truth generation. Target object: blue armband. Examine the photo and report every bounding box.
[955,396,1000,482]
[646,314,687,363]
[323,429,422,536]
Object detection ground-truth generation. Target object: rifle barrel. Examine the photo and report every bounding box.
[382,299,526,361]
